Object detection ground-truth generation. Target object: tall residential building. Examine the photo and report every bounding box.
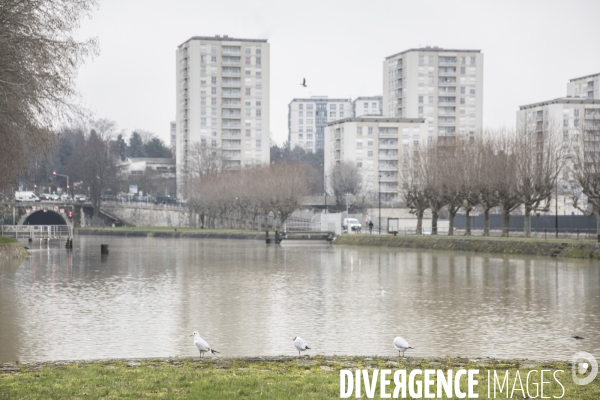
[175,35,270,196]
[567,73,600,99]
[324,117,426,203]
[352,96,383,117]
[383,47,484,143]
[170,121,176,149]
[288,96,352,152]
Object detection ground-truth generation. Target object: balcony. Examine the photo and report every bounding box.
[379,173,398,182]
[378,130,399,137]
[222,119,241,127]
[378,141,398,149]
[378,163,398,171]
[334,142,341,149]
[438,57,457,65]
[222,57,241,66]
[378,153,399,160]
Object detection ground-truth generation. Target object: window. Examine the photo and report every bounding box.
[299,111,304,117]
[564,119,569,127]
[211,119,216,126]
[364,102,369,108]
[212,108,217,116]
[418,106,423,113]
[245,88,251,95]
[574,109,580,116]
[460,67,465,74]
[428,96,433,104]
[307,111,313,117]
[246,129,251,137]
[307,104,313,110]
[460,98,465,104]
[211,139,217,147]
[330,104,337,110]
[414,140,419,146]
[211,87,217,95]
[419,55,424,65]
[211,56,217,63]
[428,56,434,64]
[368,127,373,135]
[245,47,251,54]
[372,102,377,108]
[201,66,206,74]
[245,69,251,75]
[357,127,363,135]
[201,108,206,115]
[256,57,261,65]
[574,119,579,127]
[256,140,261,148]
[299,104,303,110]
[470,88,475,95]
[357,162,362,168]
[470,56,476,65]
[256,100,261,106]
[211,45,217,53]
[340,112,344,117]
[245,57,251,65]
[307,134,313,139]
[256,109,261,117]
[299,133,303,139]
[461,57,466,64]
[201,118,206,126]
[330,111,336,117]
[367,150,373,157]
[299,119,303,125]
[307,119,313,124]
[418,96,423,104]
[211,77,217,84]
[256,48,261,54]
[211,97,217,105]
[200,55,206,63]
[201,97,206,105]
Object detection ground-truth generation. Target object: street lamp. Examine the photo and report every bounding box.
[53,171,69,197]
[378,176,381,235]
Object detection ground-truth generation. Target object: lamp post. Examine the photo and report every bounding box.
[378,177,381,235]
[555,174,558,239]
[53,171,69,197]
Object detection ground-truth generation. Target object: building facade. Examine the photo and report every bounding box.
[352,96,383,117]
[170,121,176,149]
[567,73,600,99]
[382,47,484,143]
[175,35,270,197]
[288,96,352,152]
[324,117,426,203]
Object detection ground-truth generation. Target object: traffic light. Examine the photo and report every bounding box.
[34,184,37,189]
[67,185,70,189]
[53,171,56,176]
[68,210,73,219]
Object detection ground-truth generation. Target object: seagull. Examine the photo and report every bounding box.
[190,331,219,358]
[393,336,414,357]
[293,336,310,357]
[300,78,307,87]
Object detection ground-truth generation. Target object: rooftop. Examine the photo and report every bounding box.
[178,35,268,48]
[570,72,600,82]
[385,46,481,60]
[519,97,600,110]
[289,97,351,105]
[328,117,425,126]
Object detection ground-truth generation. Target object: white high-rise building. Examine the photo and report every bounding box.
[170,121,176,149]
[288,96,352,152]
[567,73,600,99]
[324,117,427,203]
[383,47,484,144]
[175,35,270,197]
[352,96,383,117]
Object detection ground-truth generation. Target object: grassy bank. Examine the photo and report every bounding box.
[334,234,600,259]
[0,237,17,244]
[1,356,597,399]
[76,227,265,240]
[0,241,28,260]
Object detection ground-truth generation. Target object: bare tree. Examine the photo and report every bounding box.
[402,148,428,234]
[515,122,564,237]
[440,141,467,236]
[265,164,311,230]
[329,161,363,207]
[477,138,500,236]
[422,144,446,235]
[0,0,98,187]
[568,107,600,234]
[459,140,482,236]
[490,130,521,237]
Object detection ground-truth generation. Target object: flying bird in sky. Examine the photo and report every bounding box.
[300,78,307,87]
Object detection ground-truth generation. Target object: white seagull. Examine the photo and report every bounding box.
[293,336,310,357]
[393,336,414,357]
[191,331,219,358]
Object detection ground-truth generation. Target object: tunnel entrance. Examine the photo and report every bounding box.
[23,210,68,225]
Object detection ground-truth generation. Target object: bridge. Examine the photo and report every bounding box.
[0,225,73,241]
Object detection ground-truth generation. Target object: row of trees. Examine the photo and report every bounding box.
[187,164,311,229]
[402,119,600,236]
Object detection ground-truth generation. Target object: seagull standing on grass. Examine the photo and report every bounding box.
[393,336,413,357]
[191,331,219,358]
[293,336,310,357]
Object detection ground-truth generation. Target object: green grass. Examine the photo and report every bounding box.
[0,237,17,244]
[1,357,598,399]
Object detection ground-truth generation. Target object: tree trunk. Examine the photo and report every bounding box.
[502,205,510,237]
[465,208,471,236]
[596,211,600,242]
[448,211,456,236]
[432,209,438,235]
[416,209,424,235]
[483,208,490,236]
[524,206,532,238]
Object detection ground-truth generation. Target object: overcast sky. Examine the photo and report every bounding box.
[75,0,600,145]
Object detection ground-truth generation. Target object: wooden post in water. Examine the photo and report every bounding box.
[101,244,109,255]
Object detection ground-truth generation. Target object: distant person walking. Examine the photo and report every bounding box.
[368,220,374,234]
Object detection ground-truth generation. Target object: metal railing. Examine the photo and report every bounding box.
[0,225,73,239]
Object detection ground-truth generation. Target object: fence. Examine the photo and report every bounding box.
[367,226,598,240]
[0,225,73,240]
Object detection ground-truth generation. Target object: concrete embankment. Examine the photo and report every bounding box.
[76,228,264,240]
[0,241,29,260]
[334,234,600,259]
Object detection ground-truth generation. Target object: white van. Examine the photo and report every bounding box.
[342,218,362,233]
[15,191,40,202]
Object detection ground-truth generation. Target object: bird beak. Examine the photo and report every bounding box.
[190,334,193,337]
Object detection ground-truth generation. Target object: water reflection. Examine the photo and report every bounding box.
[0,236,598,362]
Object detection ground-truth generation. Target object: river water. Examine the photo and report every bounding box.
[0,235,598,362]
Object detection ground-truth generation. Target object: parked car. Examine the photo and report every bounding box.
[101,194,117,201]
[133,195,148,202]
[50,194,59,201]
[342,218,362,232]
[154,196,177,205]
[59,194,72,202]
[74,194,87,203]
[39,193,52,201]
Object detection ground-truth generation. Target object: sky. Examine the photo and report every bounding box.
[75,0,600,145]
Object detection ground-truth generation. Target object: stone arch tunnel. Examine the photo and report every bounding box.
[22,210,68,226]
